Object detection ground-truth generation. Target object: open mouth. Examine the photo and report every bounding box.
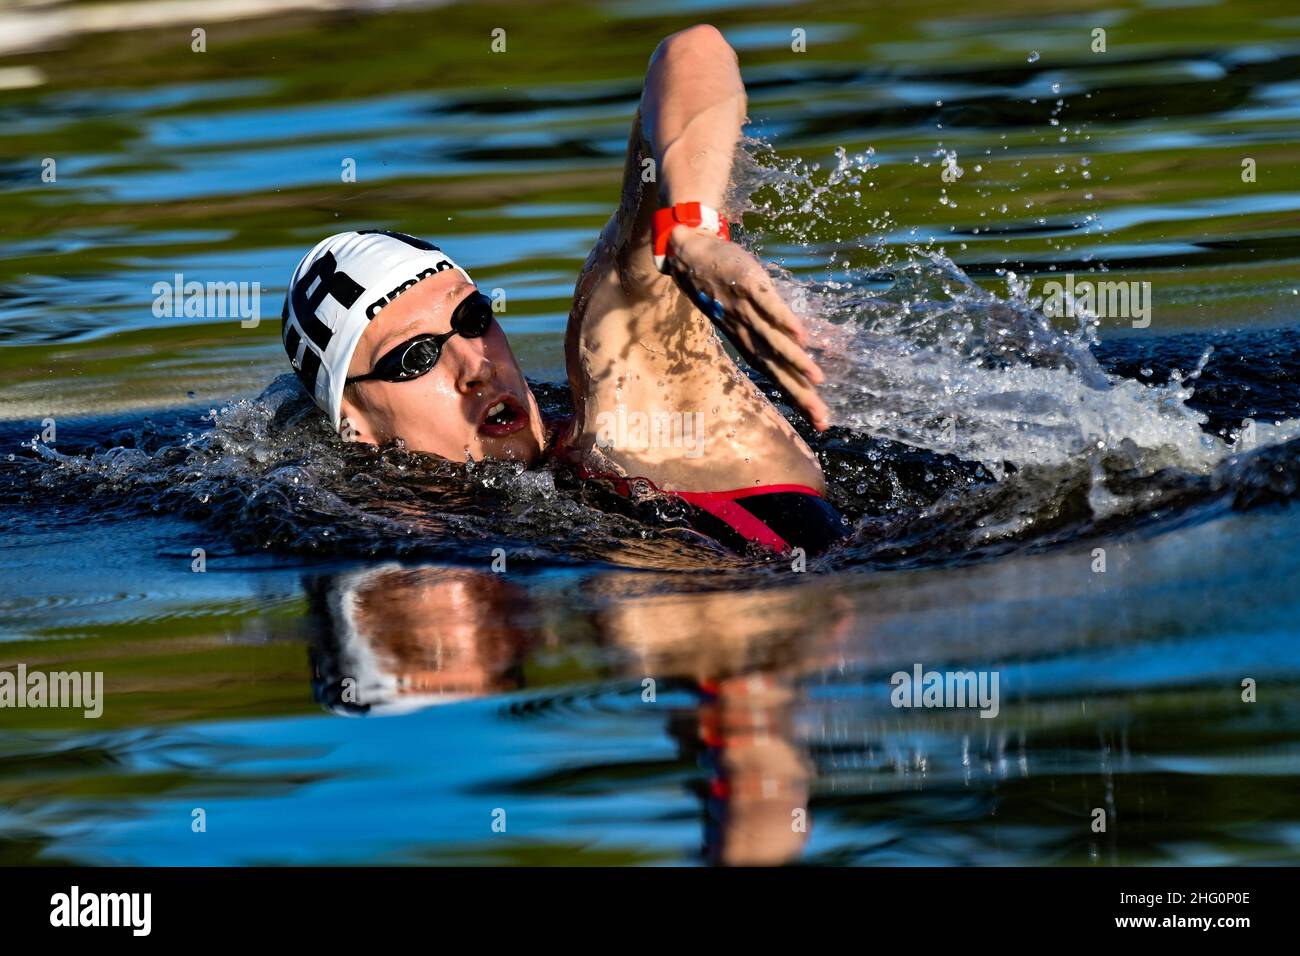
[478,394,529,438]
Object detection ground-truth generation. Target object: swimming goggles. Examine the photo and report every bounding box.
[346,290,494,384]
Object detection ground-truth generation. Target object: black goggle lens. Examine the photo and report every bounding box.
[397,338,442,377]
[451,291,493,337]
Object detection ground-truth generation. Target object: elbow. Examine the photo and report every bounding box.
[657,24,736,63]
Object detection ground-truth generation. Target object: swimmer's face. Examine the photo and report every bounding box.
[339,270,546,463]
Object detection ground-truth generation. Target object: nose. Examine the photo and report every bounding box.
[450,336,497,395]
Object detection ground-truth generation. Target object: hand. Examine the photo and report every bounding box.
[665,226,830,431]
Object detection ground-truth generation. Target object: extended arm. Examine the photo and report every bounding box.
[561,27,830,496]
[623,25,829,430]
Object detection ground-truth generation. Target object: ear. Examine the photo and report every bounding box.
[339,387,379,444]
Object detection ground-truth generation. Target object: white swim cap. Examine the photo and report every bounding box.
[280,230,473,431]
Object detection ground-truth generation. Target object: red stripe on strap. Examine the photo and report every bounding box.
[676,493,791,552]
[562,439,819,552]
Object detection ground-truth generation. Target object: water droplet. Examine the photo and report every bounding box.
[1027,50,1040,63]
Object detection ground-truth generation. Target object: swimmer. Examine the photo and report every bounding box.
[280,25,850,555]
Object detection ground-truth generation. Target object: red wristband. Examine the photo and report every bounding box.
[652,202,731,273]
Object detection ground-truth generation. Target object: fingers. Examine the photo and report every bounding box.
[671,235,832,429]
[734,268,831,428]
[705,241,811,346]
[736,298,824,385]
[675,235,811,344]
[767,356,831,431]
[743,272,811,348]
[732,302,831,431]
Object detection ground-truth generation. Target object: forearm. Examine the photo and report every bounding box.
[640,25,746,209]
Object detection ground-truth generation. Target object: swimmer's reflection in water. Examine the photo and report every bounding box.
[590,580,855,865]
[305,565,539,715]
[302,565,856,864]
